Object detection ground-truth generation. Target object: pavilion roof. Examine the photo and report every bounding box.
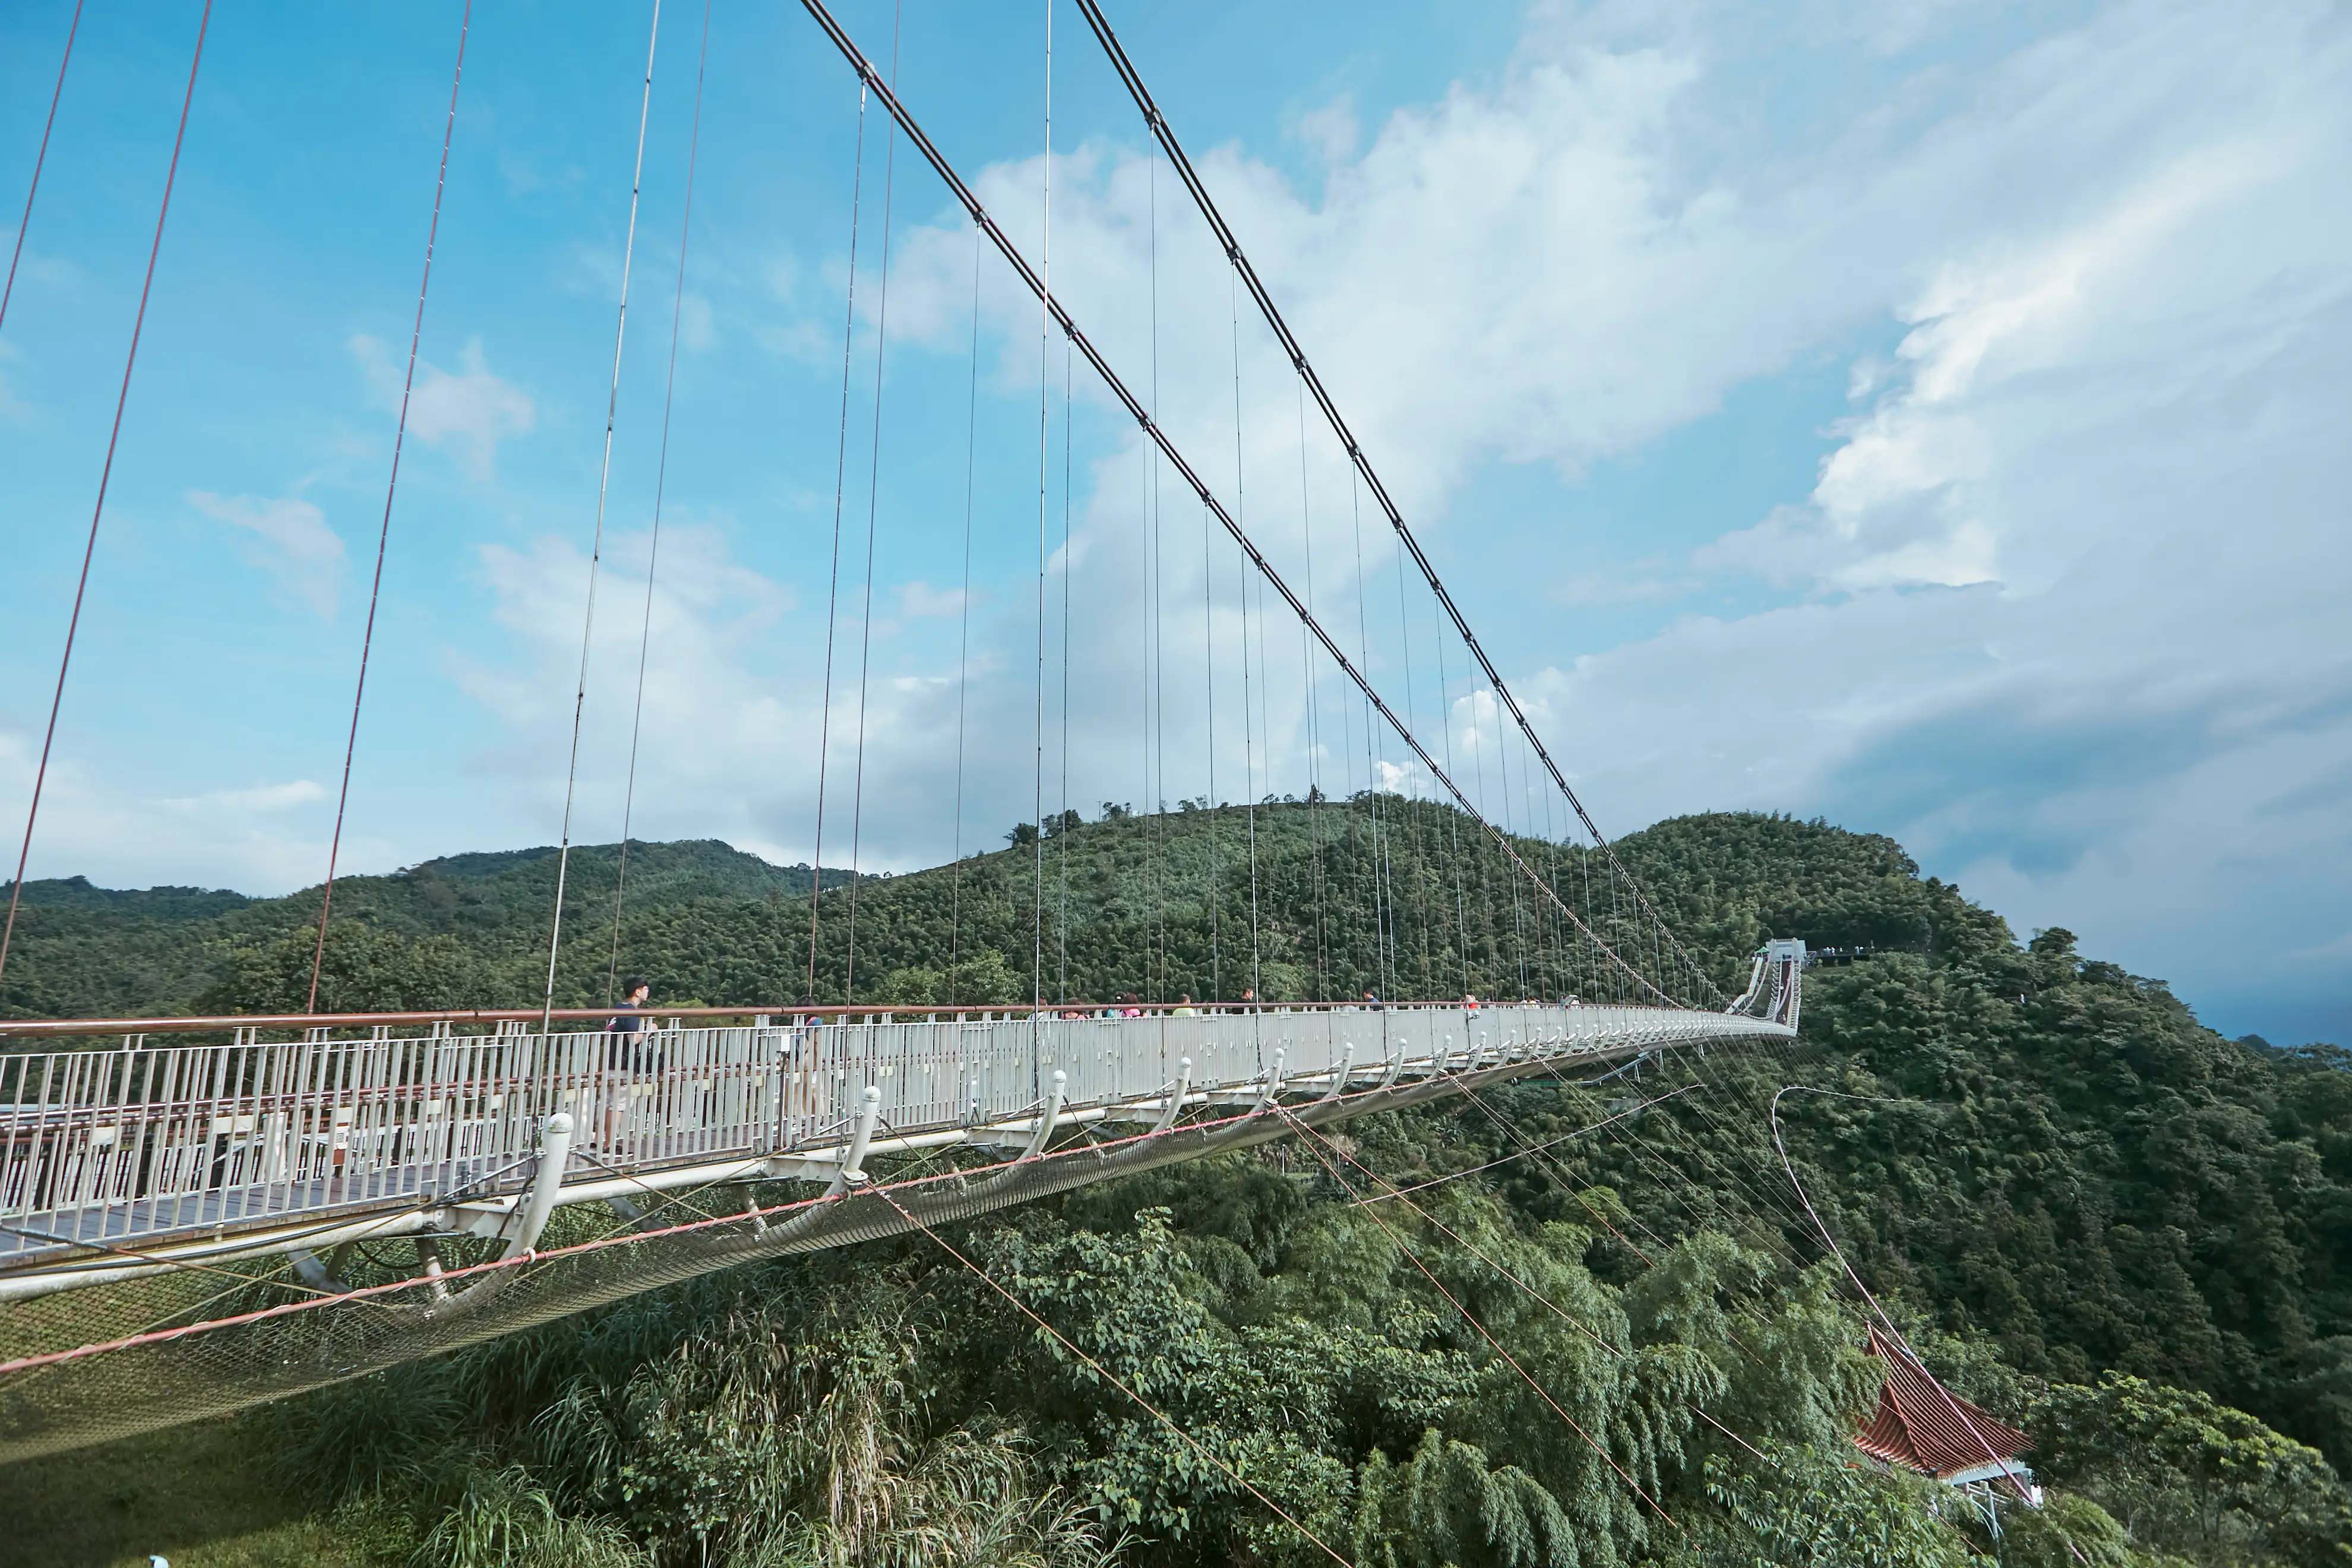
[1854,1324,2031,1482]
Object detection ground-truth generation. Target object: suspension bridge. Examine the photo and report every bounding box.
[0,0,1835,1481]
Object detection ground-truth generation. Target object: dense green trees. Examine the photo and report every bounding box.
[9,810,2352,1565]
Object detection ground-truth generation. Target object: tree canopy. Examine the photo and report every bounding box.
[4,810,2349,1567]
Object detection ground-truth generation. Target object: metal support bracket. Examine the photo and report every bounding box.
[1251,1049,1286,1112]
[1150,1057,1193,1134]
[1319,1043,1355,1104]
[1017,1071,1067,1161]
[287,1241,354,1294]
[827,1086,883,1196]
[498,1112,574,1261]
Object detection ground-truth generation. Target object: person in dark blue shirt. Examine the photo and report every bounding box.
[600,978,656,1150]
[606,978,654,1068]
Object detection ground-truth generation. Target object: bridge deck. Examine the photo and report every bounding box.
[1,1003,1787,1297]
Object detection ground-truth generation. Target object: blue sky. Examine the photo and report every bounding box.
[3,0,2347,1044]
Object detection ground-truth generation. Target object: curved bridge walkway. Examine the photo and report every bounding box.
[1,1000,1794,1304]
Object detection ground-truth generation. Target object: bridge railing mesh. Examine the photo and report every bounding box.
[2,1004,1681,1260]
[0,1005,1797,1462]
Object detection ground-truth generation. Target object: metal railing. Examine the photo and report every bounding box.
[2,1002,1781,1263]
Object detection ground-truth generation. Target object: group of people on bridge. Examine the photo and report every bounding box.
[596,977,1573,1039]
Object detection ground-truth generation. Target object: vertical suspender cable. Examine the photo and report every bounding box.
[1235,359,1262,1004]
[1201,509,1220,1000]
[1221,269,1246,1001]
[1495,685,1529,996]
[1430,593,1467,995]
[1579,834,1598,1001]
[1069,0,1719,1005]
[1348,462,1395,998]
[1146,135,1167,1007]
[1031,0,1052,1049]
[305,0,473,1014]
[1394,529,1434,999]
[804,84,871,1003]
[539,0,662,1033]
[0,0,83,333]
[1304,558,1327,998]
[1294,382,1327,997]
[1466,645,1504,991]
[793,0,1679,1004]
[1058,337,1073,1003]
[0,0,212,987]
[841,0,906,1006]
[606,0,713,1005]
[946,220,981,1005]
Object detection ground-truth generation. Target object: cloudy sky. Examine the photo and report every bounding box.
[2,0,2344,1042]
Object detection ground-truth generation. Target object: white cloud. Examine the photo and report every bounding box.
[862,0,2352,1032]
[1291,96,1359,165]
[350,334,536,480]
[188,489,347,616]
[354,0,2347,1035]
[162,779,326,814]
[896,580,966,619]
[0,723,349,893]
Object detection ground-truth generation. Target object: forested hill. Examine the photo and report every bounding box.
[0,837,858,1019]
[3,798,1996,1022]
[9,808,2352,1565]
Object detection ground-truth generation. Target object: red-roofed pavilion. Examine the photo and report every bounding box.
[1854,1324,2040,1500]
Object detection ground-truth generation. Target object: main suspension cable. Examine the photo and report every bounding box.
[539,0,663,1032]
[790,0,1676,1006]
[1067,0,1721,1006]
[0,0,213,987]
[304,0,473,1014]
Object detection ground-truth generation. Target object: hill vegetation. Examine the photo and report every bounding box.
[4,807,2350,1567]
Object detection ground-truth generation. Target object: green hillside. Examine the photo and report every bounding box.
[0,838,858,1019]
[5,809,2351,1567]
[2,798,1842,1020]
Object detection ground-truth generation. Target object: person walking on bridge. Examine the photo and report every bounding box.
[602,978,656,1150]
